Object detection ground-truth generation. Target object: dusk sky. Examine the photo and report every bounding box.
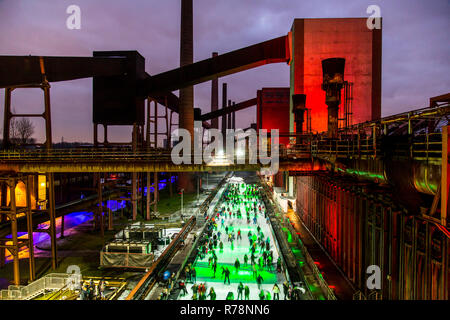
[0,0,449,143]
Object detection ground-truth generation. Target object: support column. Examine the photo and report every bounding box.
[154,172,159,213]
[441,126,449,226]
[25,175,35,282]
[169,173,173,197]
[42,82,52,149]
[145,98,152,221]
[9,179,20,286]
[132,124,138,220]
[103,125,108,146]
[107,195,113,231]
[3,88,12,149]
[61,215,65,239]
[146,172,151,220]
[98,174,104,237]
[93,123,98,147]
[132,172,137,221]
[47,173,58,270]
[0,183,6,268]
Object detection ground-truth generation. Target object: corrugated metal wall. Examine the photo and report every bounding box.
[296,175,449,300]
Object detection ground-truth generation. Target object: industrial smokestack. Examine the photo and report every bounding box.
[211,52,219,129]
[179,0,194,138]
[178,0,194,192]
[321,58,345,138]
[221,83,227,138]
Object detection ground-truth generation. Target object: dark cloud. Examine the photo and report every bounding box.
[0,0,448,142]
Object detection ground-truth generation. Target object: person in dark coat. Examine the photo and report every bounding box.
[212,261,217,278]
[244,285,250,300]
[223,267,231,285]
[234,258,241,273]
[256,274,264,290]
[237,282,244,300]
[208,287,216,300]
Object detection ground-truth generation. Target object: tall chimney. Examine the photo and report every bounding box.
[211,52,219,129]
[227,100,232,130]
[178,0,194,192]
[221,83,227,139]
[179,0,194,138]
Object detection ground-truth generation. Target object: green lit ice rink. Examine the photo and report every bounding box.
[178,179,287,300]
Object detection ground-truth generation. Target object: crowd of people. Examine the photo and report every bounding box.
[79,278,107,300]
[173,181,303,300]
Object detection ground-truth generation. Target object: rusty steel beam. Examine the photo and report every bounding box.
[151,91,180,113]
[142,35,290,96]
[0,56,127,88]
[430,92,450,108]
[0,159,324,173]
[201,98,257,122]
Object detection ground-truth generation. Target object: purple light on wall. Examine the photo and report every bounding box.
[4,210,94,263]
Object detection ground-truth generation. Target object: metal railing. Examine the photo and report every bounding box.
[125,216,197,300]
[0,273,72,300]
[0,104,446,165]
[0,134,441,164]
[0,141,435,164]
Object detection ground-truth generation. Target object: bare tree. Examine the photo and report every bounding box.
[12,118,35,145]
[9,118,19,144]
